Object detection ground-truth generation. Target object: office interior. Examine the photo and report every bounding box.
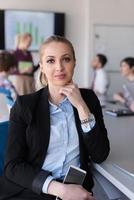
[0,0,134,199]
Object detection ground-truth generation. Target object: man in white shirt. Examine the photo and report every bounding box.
[91,54,109,107]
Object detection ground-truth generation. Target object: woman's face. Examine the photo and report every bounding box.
[120,62,132,77]
[91,56,101,69]
[40,42,75,87]
[23,36,32,49]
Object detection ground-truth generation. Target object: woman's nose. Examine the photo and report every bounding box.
[56,61,64,71]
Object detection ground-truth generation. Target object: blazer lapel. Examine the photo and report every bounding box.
[73,106,88,168]
[36,87,50,162]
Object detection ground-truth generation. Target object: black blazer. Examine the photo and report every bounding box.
[0,87,110,199]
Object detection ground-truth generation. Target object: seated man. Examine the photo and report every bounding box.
[90,54,109,107]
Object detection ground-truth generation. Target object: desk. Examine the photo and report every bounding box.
[93,105,134,200]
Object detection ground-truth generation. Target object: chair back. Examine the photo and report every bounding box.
[0,121,9,176]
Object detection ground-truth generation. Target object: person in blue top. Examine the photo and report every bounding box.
[0,51,17,108]
[0,36,110,200]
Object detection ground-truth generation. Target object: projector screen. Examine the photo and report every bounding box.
[0,10,65,51]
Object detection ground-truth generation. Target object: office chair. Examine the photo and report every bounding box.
[0,121,9,176]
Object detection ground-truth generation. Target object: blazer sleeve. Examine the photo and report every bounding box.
[4,96,51,195]
[81,89,110,163]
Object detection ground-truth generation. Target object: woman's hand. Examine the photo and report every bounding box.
[59,83,84,109]
[48,180,95,200]
[113,93,125,104]
[62,184,95,200]
[59,83,91,120]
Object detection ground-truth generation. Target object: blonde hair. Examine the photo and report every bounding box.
[17,33,32,49]
[14,34,21,49]
[20,32,32,41]
[35,70,47,90]
[37,35,76,89]
[39,35,76,63]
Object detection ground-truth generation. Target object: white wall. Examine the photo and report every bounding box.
[89,0,134,94]
[1,0,134,89]
[0,0,91,87]
[90,0,134,59]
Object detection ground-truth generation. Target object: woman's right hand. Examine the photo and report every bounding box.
[62,184,95,200]
[48,181,95,200]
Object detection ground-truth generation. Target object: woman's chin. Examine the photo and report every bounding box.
[53,79,72,86]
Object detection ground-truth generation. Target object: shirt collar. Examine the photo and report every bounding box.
[96,68,104,73]
[49,97,68,113]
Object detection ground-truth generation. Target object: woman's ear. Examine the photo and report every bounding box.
[39,63,48,84]
[39,62,44,73]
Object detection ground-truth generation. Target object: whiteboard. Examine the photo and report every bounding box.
[93,25,134,71]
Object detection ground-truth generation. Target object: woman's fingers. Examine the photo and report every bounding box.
[62,184,95,200]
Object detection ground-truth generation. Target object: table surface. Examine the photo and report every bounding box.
[94,104,134,200]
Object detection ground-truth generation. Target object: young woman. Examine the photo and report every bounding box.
[0,36,110,200]
[13,33,34,75]
[113,57,134,111]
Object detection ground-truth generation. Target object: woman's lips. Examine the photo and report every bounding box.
[54,74,66,79]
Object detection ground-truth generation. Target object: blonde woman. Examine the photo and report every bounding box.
[13,33,34,75]
[0,36,110,200]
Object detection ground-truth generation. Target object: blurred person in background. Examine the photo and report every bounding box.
[91,54,109,107]
[13,32,34,75]
[0,51,17,108]
[9,33,36,95]
[113,57,134,111]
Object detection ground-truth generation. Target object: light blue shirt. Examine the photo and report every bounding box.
[42,98,95,193]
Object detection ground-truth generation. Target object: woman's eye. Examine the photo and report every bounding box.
[64,57,71,62]
[46,59,55,64]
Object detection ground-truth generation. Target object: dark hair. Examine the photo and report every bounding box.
[97,54,107,67]
[0,51,16,72]
[121,57,134,69]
